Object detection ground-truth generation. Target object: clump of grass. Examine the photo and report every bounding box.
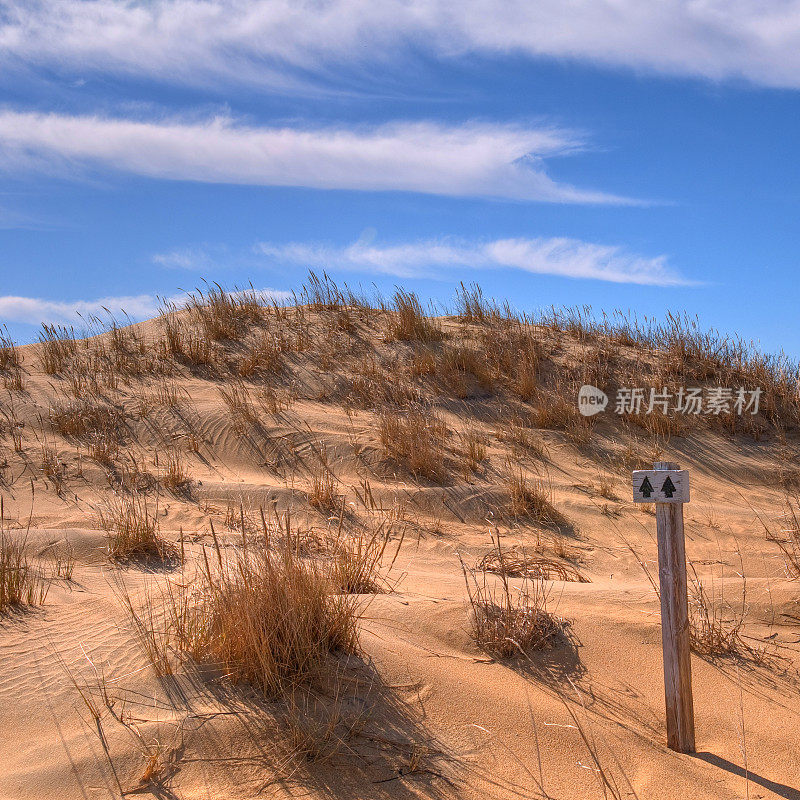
[378,407,447,481]
[327,523,402,594]
[631,536,773,665]
[87,431,120,466]
[160,451,191,495]
[346,353,421,408]
[453,282,499,324]
[50,542,75,582]
[595,474,617,500]
[409,347,437,378]
[507,469,565,528]
[159,307,216,366]
[2,370,24,391]
[0,501,48,611]
[223,501,258,534]
[238,330,285,377]
[40,443,65,493]
[495,415,547,460]
[99,494,172,561]
[10,423,23,452]
[460,533,566,658]
[628,409,683,440]
[440,343,495,394]
[50,397,124,465]
[308,453,339,512]
[38,324,78,374]
[298,270,350,311]
[478,321,540,397]
[154,379,184,409]
[50,397,122,440]
[134,380,185,416]
[220,382,260,432]
[258,384,294,415]
[0,326,20,371]
[460,424,488,473]
[531,391,583,432]
[189,283,264,341]
[133,533,360,696]
[0,531,49,611]
[513,356,538,401]
[390,289,443,342]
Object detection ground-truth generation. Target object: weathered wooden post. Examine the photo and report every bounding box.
[632,461,695,753]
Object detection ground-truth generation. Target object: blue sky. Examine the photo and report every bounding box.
[2,2,800,357]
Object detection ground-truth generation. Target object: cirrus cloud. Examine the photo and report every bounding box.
[0,110,629,204]
[255,234,690,286]
[3,1,800,91]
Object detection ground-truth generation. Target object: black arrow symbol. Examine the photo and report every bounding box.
[661,476,676,498]
[639,476,653,498]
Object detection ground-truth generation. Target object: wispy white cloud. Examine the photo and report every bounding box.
[3,1,800,90]
[0,293,165,326]
[255,235,689,286]
[0,110,627,203]
[152,246,219,270]
[0,287,290,326]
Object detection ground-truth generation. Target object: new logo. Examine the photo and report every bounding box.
[578,384,608,416]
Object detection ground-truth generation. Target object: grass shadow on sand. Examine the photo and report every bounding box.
[129,654,462,800]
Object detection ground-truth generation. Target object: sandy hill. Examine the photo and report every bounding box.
[0,277,799,800]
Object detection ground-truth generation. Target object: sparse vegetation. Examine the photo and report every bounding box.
[478,544,588,583]
[461,533,566,658]
[327,523,401,594]
[687,561,772,664]
[188,283,264,341]
[0,529,48,611]
[760,496,800,579]
[460,424,488,473]
[308,447,339,511]
[99,494,172,561]
[40,443,65,493]
[160,450,191,494]
[38,324,78,374]
[390,289,443,342]
[630,535,774,665]
[238,329,286,376]
[507,468,567,530]
[220,381,260,432]
[0,326,20,371]
[2,369,24,391]
[50,397,122,440]
[378,406,447,481]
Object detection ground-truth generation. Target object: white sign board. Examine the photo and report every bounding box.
[632,470,690,504]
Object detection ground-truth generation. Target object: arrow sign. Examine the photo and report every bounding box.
[632,469,689,503]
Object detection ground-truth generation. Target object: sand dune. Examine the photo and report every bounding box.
[0,285,798,799]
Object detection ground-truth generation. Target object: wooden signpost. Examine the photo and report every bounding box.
[632,461,695,754]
